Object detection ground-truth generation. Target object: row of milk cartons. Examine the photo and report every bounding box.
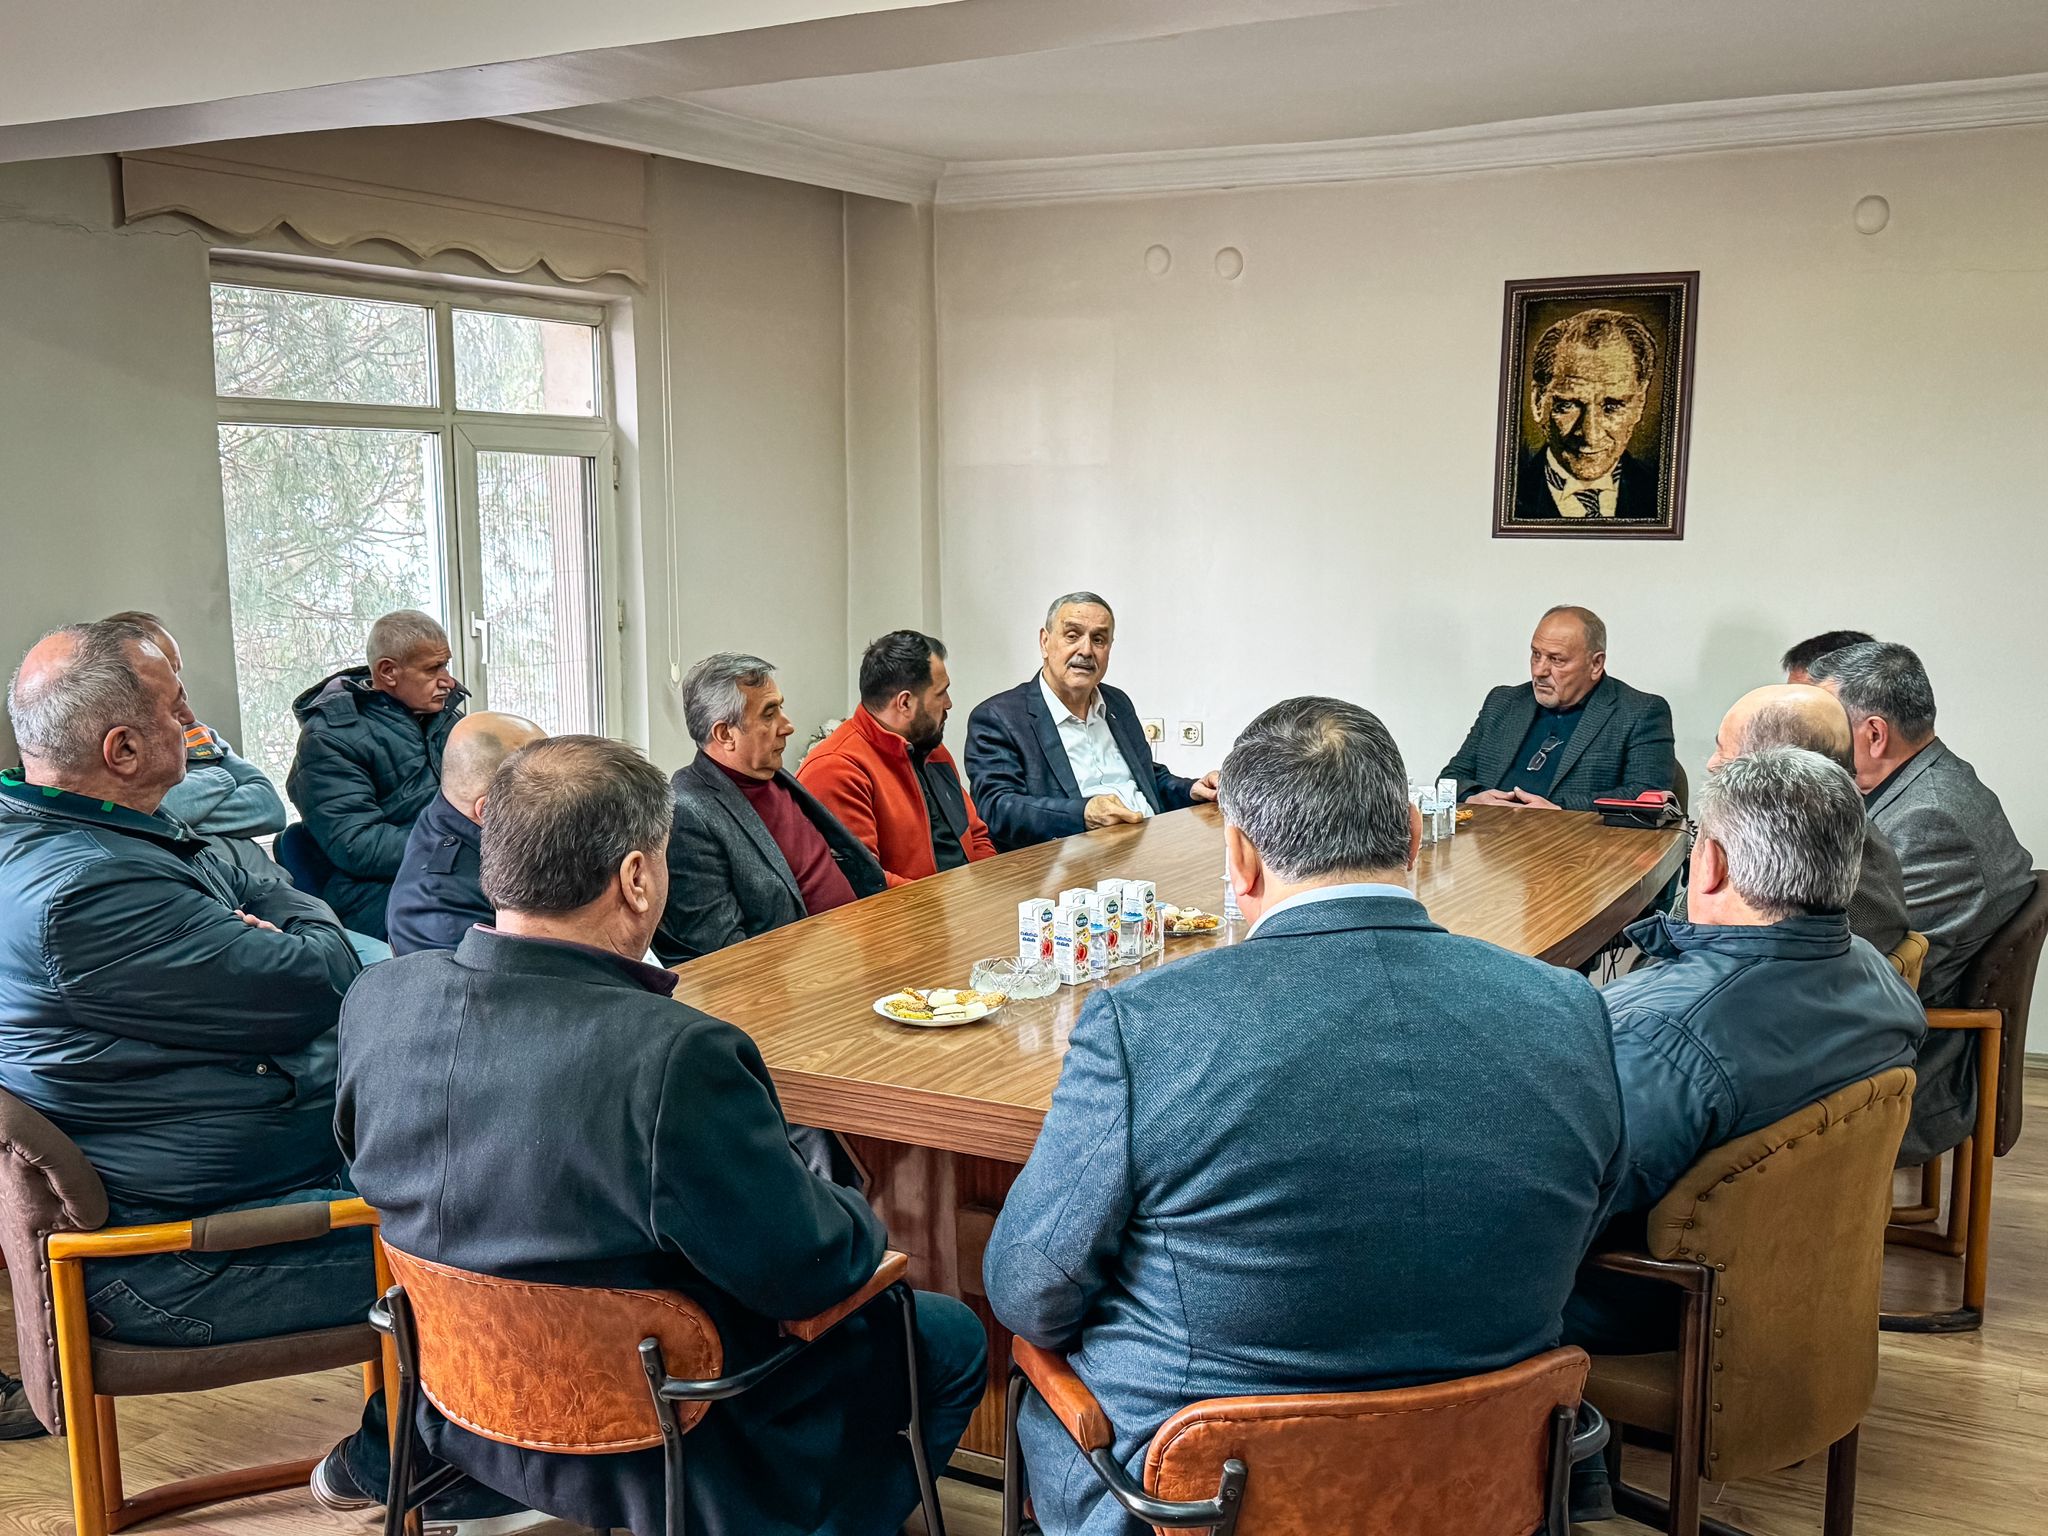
[1018,880,1160,986]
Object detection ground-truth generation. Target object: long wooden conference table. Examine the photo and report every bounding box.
[669,802,1686,1460]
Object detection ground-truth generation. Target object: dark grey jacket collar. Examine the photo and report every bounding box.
[1628,909,1853,962]
[1865,737,1948,819]
[1247,890,1441,942]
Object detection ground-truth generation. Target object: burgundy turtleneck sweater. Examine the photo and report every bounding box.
[709,759,857,917]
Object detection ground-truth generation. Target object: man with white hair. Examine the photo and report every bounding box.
[0,620,360,1441]
[286,609,466,938]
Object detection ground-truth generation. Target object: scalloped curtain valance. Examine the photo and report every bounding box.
[120,121,647,285]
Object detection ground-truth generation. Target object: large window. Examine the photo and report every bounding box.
[210,273,616,787]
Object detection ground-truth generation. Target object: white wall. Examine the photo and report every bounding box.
[933,124,2048,1037]
[0,157,238,757]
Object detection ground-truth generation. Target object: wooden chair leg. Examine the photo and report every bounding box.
[1888,1156,1943,1227]
[97,1397,125,1522]
[1884,1026,2000,1332]
[1823,1427,1859,1536]
[52,1257,113,1536]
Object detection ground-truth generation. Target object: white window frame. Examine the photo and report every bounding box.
[210,260,623,733]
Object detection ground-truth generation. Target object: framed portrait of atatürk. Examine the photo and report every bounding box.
[1492,270,1698,541]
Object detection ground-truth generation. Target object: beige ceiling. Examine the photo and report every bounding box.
[679,0,2048,161]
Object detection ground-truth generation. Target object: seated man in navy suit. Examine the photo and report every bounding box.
[985,696,1626,1536]
[964,592,1218,850]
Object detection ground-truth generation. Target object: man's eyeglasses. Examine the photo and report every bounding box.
[1525,734,1565,774]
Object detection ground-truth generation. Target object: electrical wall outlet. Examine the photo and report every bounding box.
[1141,717,1165,744]
[1177,720,1204,747]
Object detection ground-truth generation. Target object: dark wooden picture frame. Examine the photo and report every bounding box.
[1492,270,1698,541]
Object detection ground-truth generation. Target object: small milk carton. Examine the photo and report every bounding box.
[1125,879,1160,956]
[1018,898,1056,965]
[1094,885,1123,970]
[1085,893,1112,979]
[1053,903,1092,985]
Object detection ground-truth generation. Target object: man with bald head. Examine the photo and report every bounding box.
[1441,606,1675,811]
[386,711,546,955]
[1689,684,1909,956]
[0,621,362,1441]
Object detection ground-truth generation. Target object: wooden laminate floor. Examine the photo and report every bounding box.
[5,1070,2044,1536]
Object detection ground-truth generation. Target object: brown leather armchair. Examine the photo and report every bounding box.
[1882,870,2048,1333]
[369,1243,943,1536]
[0,1085,384,1536]
[999,1339,1606,1536]
[1584,1067,1913,1536]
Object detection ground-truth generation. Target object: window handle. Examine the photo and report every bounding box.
[470,613,491,668]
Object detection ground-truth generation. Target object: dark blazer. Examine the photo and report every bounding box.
[286,667,466,938]
[984,892,1625,1536]
[335,928,893,1536]
[1867,738,2035,1162]
[1514,449,1660,522]
[963,676,1196,851]
[1439,673,1676,811]
[0,774,357,1217]
[653,753,887,966]
[385,794,488,957]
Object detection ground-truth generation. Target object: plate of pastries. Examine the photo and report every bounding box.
[875,987,1009,1027]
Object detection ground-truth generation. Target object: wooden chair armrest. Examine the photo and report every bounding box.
[1586,1249,1714,1292]
[1925,1008,2001,1034]
[782,1250,909,1342]
[1012,1336,1114,1452]
[46,1197,377,1262]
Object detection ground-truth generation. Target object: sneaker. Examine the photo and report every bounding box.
[1567,1451,1618,1524]
[309,1447,381,1512]
[310,1444,554,1534]
[0,1373,50,1441]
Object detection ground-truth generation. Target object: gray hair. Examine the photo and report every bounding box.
[1219,696,1412,881]
[367,610,449,669]
[480,736,673,913]
[7,622,160,772]
[1530,308,1657,395]
[1695,746,1864,918]
[1540,604,1607,657]
[1044,591,1115,631]
[681,652,775,748]
[1805,641,1937,743]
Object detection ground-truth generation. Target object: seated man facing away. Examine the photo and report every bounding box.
[332,736,985,1536]
[386,710,545,955]
[1676,684,1909,955]
[1441,605,1675,811]
[654,652,885,965]
[104,610,289,885]
[798,629,996,884]
[965,591,1217,851]
[0,622,362,1440]
[1567,747,1927,1354]
[986,696,1625,1536]
[287,609,466,939]
[1808,641,2033,1164]
[1781,628,1873,686]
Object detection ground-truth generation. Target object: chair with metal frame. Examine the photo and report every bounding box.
[368,1243,945,1536]
[0,1085,385,1536]
[1000,1339,1607,1536]
[1583,1067,1912,1536]
[1881,870,2048,1333]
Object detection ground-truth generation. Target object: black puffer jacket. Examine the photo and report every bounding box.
[285,668,466,937]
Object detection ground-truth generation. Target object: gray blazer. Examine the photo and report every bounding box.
[1869,738,2033,1161]
[653,753,886,965]
[1439,673,1676,811]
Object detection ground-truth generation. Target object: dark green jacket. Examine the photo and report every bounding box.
[0,773,359,1216]
[285,667,465,937]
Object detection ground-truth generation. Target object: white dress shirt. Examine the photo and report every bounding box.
[1038,673,1151,818]
[1544,450,1620,519]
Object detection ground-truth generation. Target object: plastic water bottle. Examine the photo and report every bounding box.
[1221,847,1243,924]
[1437,777,1459,839]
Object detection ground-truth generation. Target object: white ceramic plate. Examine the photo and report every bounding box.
[873,991,1005,1028]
